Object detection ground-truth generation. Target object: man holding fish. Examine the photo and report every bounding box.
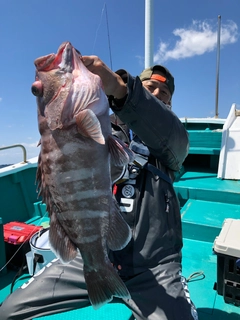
[1,42,198,320]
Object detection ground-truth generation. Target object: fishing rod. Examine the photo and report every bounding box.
[92,2,113,70]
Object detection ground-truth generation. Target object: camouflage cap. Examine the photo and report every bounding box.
[139,65,175,95]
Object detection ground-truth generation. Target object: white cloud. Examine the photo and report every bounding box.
[136,55,144,66]
[154,20,238,63]
[0,97,2,102]
[22,141,39,148]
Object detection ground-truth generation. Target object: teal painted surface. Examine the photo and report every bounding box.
[181,199,240,242]
[174,171,240,205]
[182,239,240,319]
[35,304,132,320]
[1,120,240,319]
[0,167,39,224]
[189,147,221,155]
[0,271,29,301]
[25,201,50,226]
[181,120,224,131]
[2,238,239,319]
[0,273,132,320]
[33,202,47,217]
[181,200,240,226]
[188,130,222,155]
[182,239,217,315]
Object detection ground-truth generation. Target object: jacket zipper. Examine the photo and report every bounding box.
[165,193,170,213]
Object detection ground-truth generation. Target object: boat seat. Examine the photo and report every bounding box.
[174,171,240,206]
[25,201,50,226]
[181,199,240,242]
[188,130,222,155]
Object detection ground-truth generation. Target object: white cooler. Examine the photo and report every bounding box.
[26,228,56,275]
[214,218,240,306]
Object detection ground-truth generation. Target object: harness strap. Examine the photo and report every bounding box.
[130,138,173,185]
[146,163,172,185]
[112,133,173,185]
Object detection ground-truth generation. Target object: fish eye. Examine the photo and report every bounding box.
[31,81,43,97]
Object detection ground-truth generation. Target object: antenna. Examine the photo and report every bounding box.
[215,15,221,118]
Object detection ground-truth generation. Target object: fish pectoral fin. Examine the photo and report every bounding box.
[75,109,105,144]
[84,261,131,309]
[108,135,135,167]
[49,213,78,263]
[107,199,132,251]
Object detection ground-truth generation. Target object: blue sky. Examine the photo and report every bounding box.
[0,0,239,164]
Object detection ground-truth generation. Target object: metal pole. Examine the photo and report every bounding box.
[215,15,221,118]
[145,0,154,68]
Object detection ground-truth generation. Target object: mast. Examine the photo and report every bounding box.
[215,15,221,118]
[145,0,154,68]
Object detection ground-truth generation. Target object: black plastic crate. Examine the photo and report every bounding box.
[215,253,240,306]
[224,279,240,306]
[214,218,240,307]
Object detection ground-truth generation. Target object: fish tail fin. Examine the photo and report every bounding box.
[84,262,130,309]
[49,212,78,263]
[107,199,132,251]
[108,135,135,167]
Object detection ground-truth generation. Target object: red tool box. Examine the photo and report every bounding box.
[3,222,42,269]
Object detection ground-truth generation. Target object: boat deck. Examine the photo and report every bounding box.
[178,169,240,319]
[1,169,240,319]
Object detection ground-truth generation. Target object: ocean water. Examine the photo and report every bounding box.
[0,164,12,169]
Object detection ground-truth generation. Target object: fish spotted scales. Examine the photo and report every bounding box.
[31,42,134,309]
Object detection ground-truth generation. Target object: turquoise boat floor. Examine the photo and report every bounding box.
[182,239,240,319]
[35,303,132,320]
[1,170,239,319]
[1,238,240,319]
[0,272,132,320]
[174,170,240,205]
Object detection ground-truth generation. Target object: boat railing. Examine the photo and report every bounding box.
[0,144,28,163]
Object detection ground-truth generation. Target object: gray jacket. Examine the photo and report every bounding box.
[109,70,189,278]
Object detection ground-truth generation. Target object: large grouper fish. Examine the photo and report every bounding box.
[31,41,134,309]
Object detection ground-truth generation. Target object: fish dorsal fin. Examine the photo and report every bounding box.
[108,135,135,166]
[75,109,105,145]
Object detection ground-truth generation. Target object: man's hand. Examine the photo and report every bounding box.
[81,56,127,99]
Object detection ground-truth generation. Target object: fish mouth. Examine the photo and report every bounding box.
[34,42,80,73]
[58,42,74,73]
